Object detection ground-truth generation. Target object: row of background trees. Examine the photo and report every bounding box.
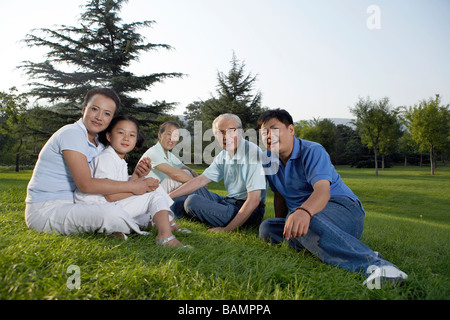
[185,88,449,176]
[1,0,449,175]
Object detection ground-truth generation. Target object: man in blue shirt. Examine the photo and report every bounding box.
[169,114,267,232]
[257,108,408,289]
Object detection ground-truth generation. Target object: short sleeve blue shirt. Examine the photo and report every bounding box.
[263,138,360,211]
[203,138,267,202]
[26,119,104,203]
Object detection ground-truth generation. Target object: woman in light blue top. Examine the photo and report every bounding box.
[25,88,158,238]
[139,121,198,193]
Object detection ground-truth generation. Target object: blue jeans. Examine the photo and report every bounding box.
[259,196,397,274]
[171,188,265,228]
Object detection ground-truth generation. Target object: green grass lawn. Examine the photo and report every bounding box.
[0,165,449,300]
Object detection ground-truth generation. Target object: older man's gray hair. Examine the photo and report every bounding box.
[212,113,243,131]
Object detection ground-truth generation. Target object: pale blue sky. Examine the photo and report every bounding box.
[0,0,449,121]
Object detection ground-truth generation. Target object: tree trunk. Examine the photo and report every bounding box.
[381,154,385,170]
[430,144,434,175]
[374,147,378,176]
[15,138,23,172]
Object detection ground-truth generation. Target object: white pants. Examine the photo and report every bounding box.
[160,177,183,194]
[25,187,174,236]
[117,186,174,228]
[159,169,193,193]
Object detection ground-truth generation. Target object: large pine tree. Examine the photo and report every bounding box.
[184,53,264,131]
[20,0,182,120]
[213,52,263,129]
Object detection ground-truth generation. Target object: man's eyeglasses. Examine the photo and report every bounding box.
[214,128,239,136]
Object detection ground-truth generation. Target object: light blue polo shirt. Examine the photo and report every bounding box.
[26,119,104,203]
[263,138,361,211]
[203,138,267,202]
[139,142,185,182]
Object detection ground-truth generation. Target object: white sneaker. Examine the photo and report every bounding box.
[363,265,408,289]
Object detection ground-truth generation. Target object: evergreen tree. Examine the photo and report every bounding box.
[184,53,265,131]
[19,0,182,121]
[213,52,264,129]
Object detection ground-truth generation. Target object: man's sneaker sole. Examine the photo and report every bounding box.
[363,265,408,289]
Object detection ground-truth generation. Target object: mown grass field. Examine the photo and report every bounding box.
[0,165,448,301]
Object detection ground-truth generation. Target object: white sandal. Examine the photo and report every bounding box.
[156,235,177,245]
[170,221,192,234]
[156,235,193,249]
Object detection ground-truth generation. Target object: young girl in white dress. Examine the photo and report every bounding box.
[75,115,190,247]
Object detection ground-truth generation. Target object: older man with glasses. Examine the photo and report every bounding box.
[169,114,267,232]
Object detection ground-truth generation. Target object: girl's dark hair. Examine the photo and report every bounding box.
[83,87,121,115]
[257,108,294,129]
[98,115,145,149]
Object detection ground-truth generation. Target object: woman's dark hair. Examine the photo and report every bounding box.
[98,115,145,149]
[83,87,121,115]
[257,108,294,129]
